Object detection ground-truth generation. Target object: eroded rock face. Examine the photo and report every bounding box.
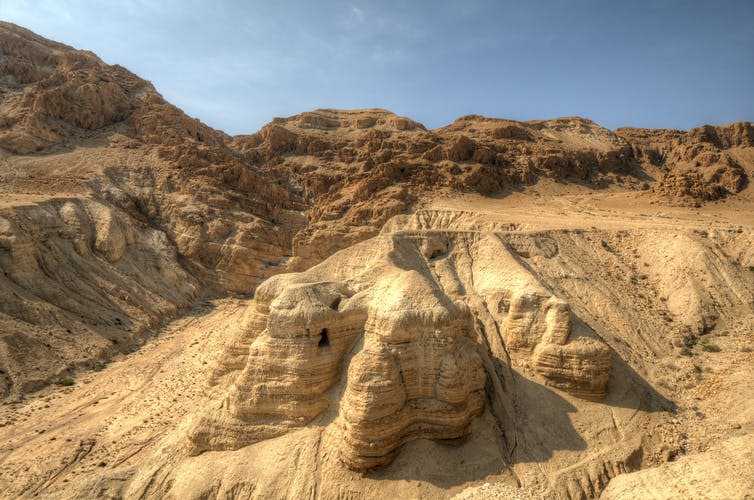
[532,340,612,400]
[499,292,611,399]
[1,20,751,403]
[617,123,754,204]
[0,23,152,153]
[336,270,486,469]
[188,280,367,452]
[0,198,198,396]
[188,211,613,469]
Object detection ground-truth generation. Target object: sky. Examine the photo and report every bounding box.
[1,0,752,135]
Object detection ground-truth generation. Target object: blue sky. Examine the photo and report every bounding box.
[2,0,752,134]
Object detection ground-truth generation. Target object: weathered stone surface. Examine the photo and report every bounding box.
[189,212,613,468]
[532,339,612,400]
[617,123,754,203]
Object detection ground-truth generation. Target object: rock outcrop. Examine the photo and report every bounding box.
[617,123,754,204]
[0,23,152,153]
[0,197,198,396]
[188,211,613,469]
[336,270,486,469]
[499,293,611,399]
[0,21,305,394]
[0,19,750,409]
[239,110,648,270]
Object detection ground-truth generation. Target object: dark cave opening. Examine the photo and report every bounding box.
[318,328,330,347]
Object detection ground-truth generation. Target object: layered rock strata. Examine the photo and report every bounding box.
[189,212,613,468]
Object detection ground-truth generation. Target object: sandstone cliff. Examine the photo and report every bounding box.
[187,212,615,471]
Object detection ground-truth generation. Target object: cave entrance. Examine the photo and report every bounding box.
[318,328,330,347]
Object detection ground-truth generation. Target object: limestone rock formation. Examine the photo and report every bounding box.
[0,24,151,153]
[0,197,198,396]
[617,123,754,204]
[0,21,306,392]
[500,292,611,399]
[336,271,486,470]
[240,110,649,270]
[188,211,613,469]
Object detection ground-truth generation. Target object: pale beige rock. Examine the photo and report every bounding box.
[335,270,486,469]
[4,192,754,499]
[602,435,754,500]
[189,212,613,469]
[532,339,612,399]
[0,198,198,396]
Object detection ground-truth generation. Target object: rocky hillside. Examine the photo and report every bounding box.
[1,22,754,500]
[618,124,754,204]
[236,110,754,268]
[0,20,752,400]
[0,22,307,396]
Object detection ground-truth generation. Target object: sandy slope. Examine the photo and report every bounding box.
[0,297,243,494]
[0,189,752,499]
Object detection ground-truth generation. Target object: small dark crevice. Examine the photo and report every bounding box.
[318,328,330,347]
[429,248,444,260]
[329,297,341,311]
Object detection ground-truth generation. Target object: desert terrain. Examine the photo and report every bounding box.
[0,22,753,499]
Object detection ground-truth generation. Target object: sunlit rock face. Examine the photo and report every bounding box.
[188,211,612,469]
[500,291,611,400]
[335,270,487,469]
